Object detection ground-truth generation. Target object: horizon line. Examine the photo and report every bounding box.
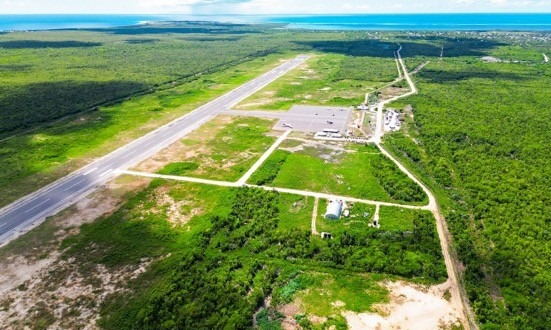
[2,12,551,16]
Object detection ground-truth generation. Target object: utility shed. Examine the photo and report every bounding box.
[325,200,343,220]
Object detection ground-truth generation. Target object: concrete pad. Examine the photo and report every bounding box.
[273,105,353,133]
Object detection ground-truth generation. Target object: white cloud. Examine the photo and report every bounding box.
[1,0,551,14]
[452,0,549,7]
[228,0,550,14]
[138,0,197,13]
[139,0,199,8]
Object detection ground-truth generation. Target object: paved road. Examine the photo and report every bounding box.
[0,55,310,245]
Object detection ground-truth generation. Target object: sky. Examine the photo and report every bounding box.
[1,0,550,14]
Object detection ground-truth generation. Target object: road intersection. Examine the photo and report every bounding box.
[0,55,310,246]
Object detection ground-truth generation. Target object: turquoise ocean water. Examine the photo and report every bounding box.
[1,14,551,32]
[262,13,551,31]
[0,15,159,31]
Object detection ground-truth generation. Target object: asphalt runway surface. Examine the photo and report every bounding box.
[0,55,309,245]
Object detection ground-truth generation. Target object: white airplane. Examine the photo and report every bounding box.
[283,123,293,128]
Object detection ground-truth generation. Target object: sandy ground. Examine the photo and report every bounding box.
[152,186,203,227]
[481,56,502,63]
[280,137,350,155]
[349,110,367,137]
[278,300,303,330]
[273,278,460,330]
[134,115,279,180]
[0,176,151,329]
[237,96,292,109]
[379,86,409,100]
[344,281,461,330]
[134,115,234,173]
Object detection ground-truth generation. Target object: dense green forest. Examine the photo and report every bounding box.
[59,182,445,329]
[0,22,285,134]
[386,36,551,329]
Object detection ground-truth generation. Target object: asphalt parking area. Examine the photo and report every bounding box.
[273,105,352,133]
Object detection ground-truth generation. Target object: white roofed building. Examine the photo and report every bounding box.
[325,200,343,220]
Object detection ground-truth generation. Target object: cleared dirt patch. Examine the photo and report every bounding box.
[0,175,151,329]
[343,281,461,330]
[380,86,409,100]
[152,186,203,227]
[0,255,152,330]
[134,115,234,173]
[278,301,303,330]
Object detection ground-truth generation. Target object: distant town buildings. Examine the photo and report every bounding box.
[384,109,402,132]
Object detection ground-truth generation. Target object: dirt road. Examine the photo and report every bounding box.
[117,169,431,211]
[375,45,478,330]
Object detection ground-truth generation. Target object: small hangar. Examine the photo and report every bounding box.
[325,200,343,220]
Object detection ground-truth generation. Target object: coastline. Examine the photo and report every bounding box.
[1,13,551,32]
[265,13,551,31]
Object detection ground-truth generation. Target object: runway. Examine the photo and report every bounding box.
[0,55,310,245]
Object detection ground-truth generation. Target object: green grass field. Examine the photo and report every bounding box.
[293,272,388,316]
[236,54,398,110]
[156,116,277,181]
[379,206,432,231]
[277,194,315,232]
[272,150,389,201]
[249,141,427,204]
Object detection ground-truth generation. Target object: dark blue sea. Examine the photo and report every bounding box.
[1,14,551,32]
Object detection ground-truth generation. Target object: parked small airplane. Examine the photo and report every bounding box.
[283,123,293,128]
